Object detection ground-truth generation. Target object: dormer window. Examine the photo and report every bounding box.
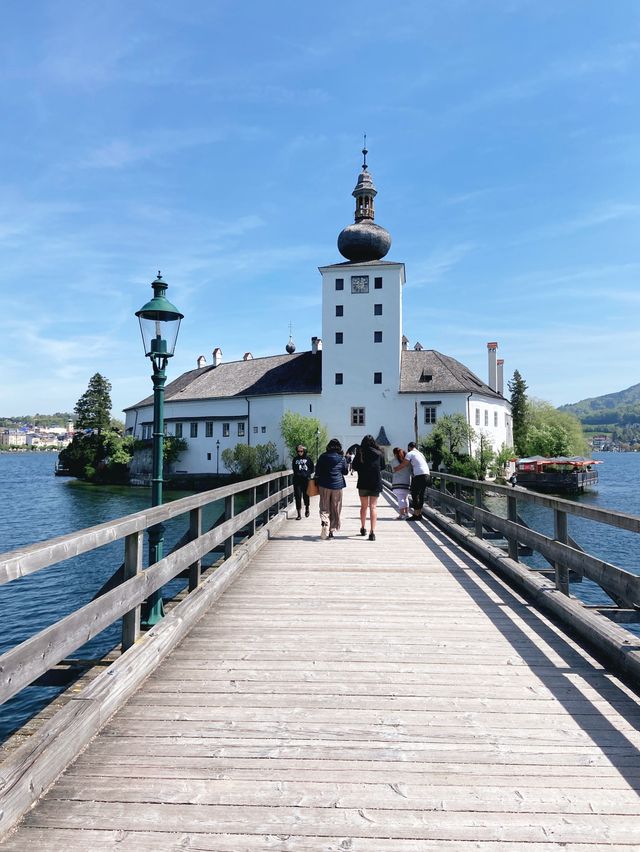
[419,371,432,383]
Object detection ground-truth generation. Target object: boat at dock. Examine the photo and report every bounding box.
[514,455,601,494]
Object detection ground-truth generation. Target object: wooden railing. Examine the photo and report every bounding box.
[383,468,640,681]
[0,471,293,709]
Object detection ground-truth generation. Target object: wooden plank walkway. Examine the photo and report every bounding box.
[3,479,640,850]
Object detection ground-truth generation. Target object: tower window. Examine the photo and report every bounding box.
[374,304,382,316]
[335,372,343,385]
[374,372,382,384]
[335,331,343,344]
[374,277,382,289]
[424,406,437,424]
[351,407,365,426]
[374,331,382,343]
[336,305,343,317]
[335,278,344,290]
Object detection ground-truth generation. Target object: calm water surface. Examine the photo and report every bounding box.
[1,451,638,740]
[0,452,203,740]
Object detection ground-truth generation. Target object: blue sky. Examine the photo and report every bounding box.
[1,0,639,419]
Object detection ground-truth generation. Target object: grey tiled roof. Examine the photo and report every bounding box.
[400,350,501,397]
[126,351,322,410]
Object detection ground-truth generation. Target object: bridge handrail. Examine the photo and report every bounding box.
[0,471,293,707]
[0,471,288,586]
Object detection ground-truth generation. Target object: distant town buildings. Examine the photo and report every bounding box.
[0,423,73,450]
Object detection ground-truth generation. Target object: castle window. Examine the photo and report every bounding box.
[475,409,480,426]
[262,426,267,433]
[374,331,382,343]
[222,422,230,437]
[424,406,437,424]
[190,422,198,438]
[205,421,213,437]
[484,410,489,427]
[207,452,212,461]
[335,331,343,344]
[175,422,183,438]
[335,372,343,385]
[374,304,382,316]
[238,422,245,437]
[494,411,498,427]
[374,277,382,289]
[374,372,382,384]
[336,305,343,317]
[335,278,344,290]
[253,426,259,434]
[351,407,365,426]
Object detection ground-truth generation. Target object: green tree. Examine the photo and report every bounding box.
[222,442,279,478]
[280,411,328,463]
[74,373,112,435]
[430,413,475,455]
[508,370,528,455]
[474,430,496,480]
[520,399,588,457]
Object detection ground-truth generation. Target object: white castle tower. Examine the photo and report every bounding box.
[318,141,405,449]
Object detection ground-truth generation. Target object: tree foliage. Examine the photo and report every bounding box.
[221,442,279,479]
[519,399,588,457]
[74,373,112,435]
[508,369,528,454]
[280,411,328,463]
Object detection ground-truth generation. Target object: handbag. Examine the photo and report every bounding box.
[306,478,319,497]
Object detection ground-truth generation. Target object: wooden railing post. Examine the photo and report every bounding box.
[224,494,235,559]
[507,493,519,562]
[554,508,569,595]
[121,531,143,651]
[188,507,202,592]
[454,481,462,525]
[250,486,257,536]
[474,486,484,538]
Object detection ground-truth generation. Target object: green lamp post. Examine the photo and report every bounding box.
[136,271,183,627]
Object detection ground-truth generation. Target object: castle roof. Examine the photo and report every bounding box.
[400,350,502,398]
[125,350,322,410]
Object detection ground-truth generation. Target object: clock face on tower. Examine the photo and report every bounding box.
[351,275,369,294]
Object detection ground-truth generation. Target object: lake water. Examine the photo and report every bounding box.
[1,451,638,740]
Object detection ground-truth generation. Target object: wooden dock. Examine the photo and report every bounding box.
[3,478,640,850]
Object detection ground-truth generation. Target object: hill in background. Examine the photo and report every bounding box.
[559,383,640,448]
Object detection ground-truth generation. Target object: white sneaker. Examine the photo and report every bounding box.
[320,523,328,540]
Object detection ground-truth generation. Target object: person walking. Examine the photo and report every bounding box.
[396,441,430,520]
[391,447,412,519]
[291,444,314,520]
[314,438,348,539]
[352,435,385,541]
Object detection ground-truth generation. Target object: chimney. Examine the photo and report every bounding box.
[197,355,206,368]
[496,359,504,396]
[212,347,223,367]
[311,336,322,354]
[243,352,253,360]
[487,342,498,391]
[402,335,408,351]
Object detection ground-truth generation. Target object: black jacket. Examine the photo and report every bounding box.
[292,454,314,482]
[352,446,385,493]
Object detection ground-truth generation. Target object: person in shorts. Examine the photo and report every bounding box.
[352,435,385,541]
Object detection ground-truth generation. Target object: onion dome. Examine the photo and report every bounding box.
[337,138,392,262]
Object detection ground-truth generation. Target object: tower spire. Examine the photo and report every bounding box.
[336,140,392,262]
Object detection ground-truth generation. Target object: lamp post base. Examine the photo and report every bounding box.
[141,590,165,628]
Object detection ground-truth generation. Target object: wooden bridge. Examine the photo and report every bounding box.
[1,473,640,849]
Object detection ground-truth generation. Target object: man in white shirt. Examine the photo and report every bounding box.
[405,441,430,520]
